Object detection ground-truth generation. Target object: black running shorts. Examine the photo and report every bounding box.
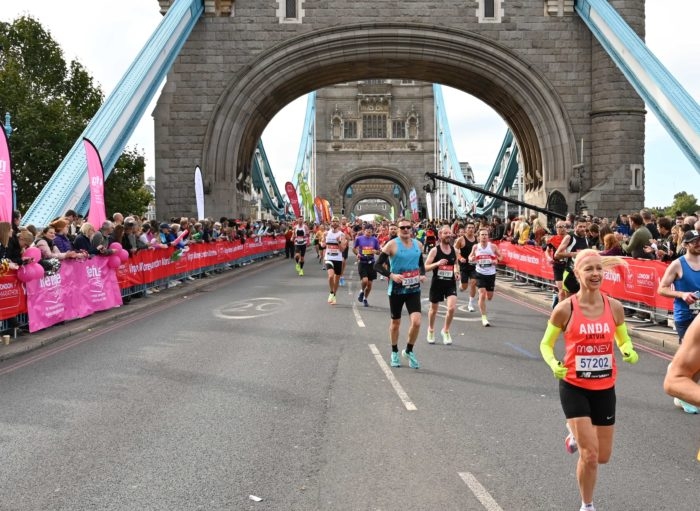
[559,380,616,426]
[389,292,422,320]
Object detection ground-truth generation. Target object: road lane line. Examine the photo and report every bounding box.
[458,472,504,511]
[368,344,417,411]
[353,306,366,328]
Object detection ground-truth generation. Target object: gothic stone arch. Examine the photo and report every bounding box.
[336,166,413,211]
[347,192,399,218]
[155,8,644,220]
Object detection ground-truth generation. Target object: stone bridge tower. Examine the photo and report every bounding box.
[315,80,434,218]
[154,0,645,220]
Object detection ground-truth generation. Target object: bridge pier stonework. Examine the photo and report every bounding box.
[155,0,645,221]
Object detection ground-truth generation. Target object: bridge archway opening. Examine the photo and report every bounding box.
[203,23,576,213]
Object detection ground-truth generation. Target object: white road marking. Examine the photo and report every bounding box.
[353,306,366,328]
[458,472,504,511]
[368,344,417,411]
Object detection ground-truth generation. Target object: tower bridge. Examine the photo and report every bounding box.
[21,0,700,226]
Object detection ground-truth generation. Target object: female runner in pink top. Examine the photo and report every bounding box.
[540,249,639,511]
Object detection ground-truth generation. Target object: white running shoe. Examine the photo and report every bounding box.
[426,330,435,344]
[481,316,490,327]
[467,302,475,312]
[441,330,452,345]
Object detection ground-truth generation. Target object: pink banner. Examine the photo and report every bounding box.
[285,182,301,218]
[84,138,106,229]
[2,237,285,323]
[0,128,13,222]
[25,257,122,332]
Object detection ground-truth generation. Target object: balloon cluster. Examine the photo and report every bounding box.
[108,243,129,269]
[16,247,45,282]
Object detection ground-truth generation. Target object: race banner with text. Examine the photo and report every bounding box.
[116,237,285,288]
[26,257,122,332]
[496,242,673,310]
[0,273,26,320]
[2,237,286,326]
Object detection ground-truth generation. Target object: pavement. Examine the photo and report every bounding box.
[0,257,681,363]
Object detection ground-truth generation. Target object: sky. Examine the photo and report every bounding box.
[1,1,698,209]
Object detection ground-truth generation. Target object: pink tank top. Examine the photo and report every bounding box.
[563,295,617,390]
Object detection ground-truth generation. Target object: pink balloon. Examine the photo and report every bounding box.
[30,263,44,280]
[16,265,32,282]
[107,254,121,269]
[118,249,128,263]
[23,247,41,262]
[109,242,123,252]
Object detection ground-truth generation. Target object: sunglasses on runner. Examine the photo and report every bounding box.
[399,225,412,230]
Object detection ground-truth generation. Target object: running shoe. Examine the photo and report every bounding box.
[327,293,334,304]
[330,294,337,305]
[390,352,401,367]
[441,330,452,345]
[565,423,578,454]
[481,316,490,327]
[467,302,475,312]
[402,349,420,369]
[358,290,364,303]
[363,299,369,307]
[426,330,435,344]
[339,277,345,286]
[299,269,304,276]
[579,504,595,511]
[295,262,301,272]
[674,397,700,414]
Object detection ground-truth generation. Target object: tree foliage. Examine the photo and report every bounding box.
[663,192,700,217]
[0,16,103,212]
[105,147,153,218]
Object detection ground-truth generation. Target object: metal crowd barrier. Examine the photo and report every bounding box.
[496,264,674,330]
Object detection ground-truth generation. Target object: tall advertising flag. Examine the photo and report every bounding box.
[194,166,205,219]
[425,192,433,221]
[83,138,106,229]
[409,187,419,221]
[285,182,301,218]
[0,127,13,222]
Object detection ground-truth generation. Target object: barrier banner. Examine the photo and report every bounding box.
[0,272,26,320]
[26,257,122,332]
[3,237,285,327]
[116,238,285,288]
[495,242,673,310]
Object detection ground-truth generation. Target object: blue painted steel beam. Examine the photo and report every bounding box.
[24,0,205,226]
[475,130,514,207]
[479,144,520,215]
[434,84,473,217]
[252,140,285,219]
[576,0,700,173]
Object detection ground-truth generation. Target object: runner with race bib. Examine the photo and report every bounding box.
[539,249,638,511]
